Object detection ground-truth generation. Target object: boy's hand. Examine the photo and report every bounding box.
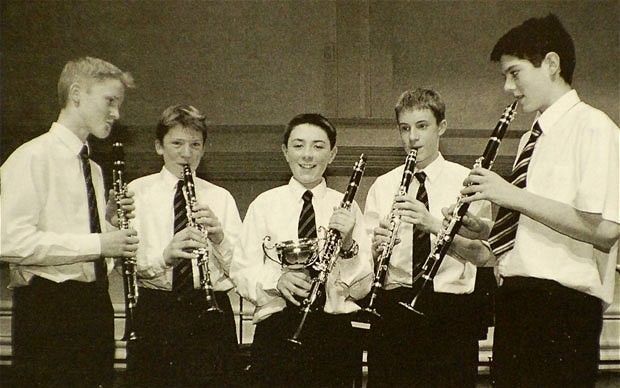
[441,205,491,240]
[277,268,311,306]
[162,227,208,265]
[372,218,400,260]
[105,189,136,227]
[394,194,441,235]
[99,228,139,258]
[193,203,224,245]
[328,207,356,250]
[460,168,520,209]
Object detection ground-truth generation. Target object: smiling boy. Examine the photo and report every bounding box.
[231,113,373,387]
[460,14,619,387]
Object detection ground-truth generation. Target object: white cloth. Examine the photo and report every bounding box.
[497,90,619,305]
[364,153,492,293]
[128,167,241,292]
[1,122,113,287]
[231,177,373,323]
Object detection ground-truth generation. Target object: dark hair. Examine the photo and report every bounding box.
[58,56,135,108]
[156,104,208,143]
[283,113,337,149]
[394,88,446,124]
[490,13,575,84]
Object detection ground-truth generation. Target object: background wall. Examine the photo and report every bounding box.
[1,0,619,368]
[1,0,618,214]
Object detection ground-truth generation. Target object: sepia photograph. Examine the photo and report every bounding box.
[1,1,618,387]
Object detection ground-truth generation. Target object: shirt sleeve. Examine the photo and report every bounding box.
[1,147,101,266]
[331,201,373,300]
[363,180,382,240]
[209,191,242,278]
[575,117,619,223]
[129,180,170,279]
[230,200,284,307]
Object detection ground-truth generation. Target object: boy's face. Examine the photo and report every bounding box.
[500,54,553,113]
[397,108,446,170]
[155,125,205,179]
[77,78,125,139]
[282,123,337,190]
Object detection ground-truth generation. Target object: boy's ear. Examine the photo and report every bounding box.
[69,82,81,107]
[155,139,164,155]
[438,119,448,136]
[544,52,561,79]
[328,145,338,164]
[281,143,289,162]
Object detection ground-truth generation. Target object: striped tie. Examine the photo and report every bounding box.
[79,145,107,286]
[172,180,194,294]
[412,171,431,276]
[298,190,317,239]
[489,122,543,256]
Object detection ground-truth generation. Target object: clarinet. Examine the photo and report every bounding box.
[288,154,367,345]
[360,150,417,320]
[113,142,139,342]
[400,100,519,315]
[181,164,222,313]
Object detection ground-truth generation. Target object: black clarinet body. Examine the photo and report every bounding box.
[358,150,417,323]
[113,142,139,342]
[288,154,367,345]
[181,164,223,313]
[400,101,519,315]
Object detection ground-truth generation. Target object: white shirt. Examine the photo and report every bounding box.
[230,177,373,323]
[364,153,492,294]
[497,90,619,305]
[1,123,113,287]
[128,167,241,292]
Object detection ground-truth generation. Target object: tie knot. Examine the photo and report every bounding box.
[176,180,184,191]
[302,190,313,203]
[79,145,90,160]
[414,171,426,184]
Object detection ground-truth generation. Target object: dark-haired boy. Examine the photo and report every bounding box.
[1,57,138,387]
[460,14,619,387]
[231,113,373,387]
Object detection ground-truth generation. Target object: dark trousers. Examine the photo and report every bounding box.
[12,277,115,388]
[367,287,479,388]
[492,277,603,388]
[251,307,359,388]
[129,288,239,388]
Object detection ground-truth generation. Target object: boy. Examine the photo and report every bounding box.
[127,104,242,387]
[460,14,619,387]
[1,56,138,387]
[365,88,491,387]
[231,113,373,387]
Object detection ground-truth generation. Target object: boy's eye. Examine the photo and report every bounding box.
[399,125,410,132]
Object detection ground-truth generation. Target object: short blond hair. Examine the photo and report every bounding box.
[57,56,135,108]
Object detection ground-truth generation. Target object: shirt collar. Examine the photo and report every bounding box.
[414,152,445,184]
[159,166,183,191]
[535,89,581,134]
[287,177,327,202]
[50,122,87,155]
